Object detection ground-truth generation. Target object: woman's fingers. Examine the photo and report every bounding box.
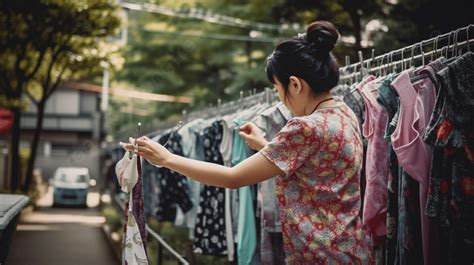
[238,130,248,138]
[136,137,150,146]
[239,122,254,133]
[120,142,134,152]
[120,140,153,155]
[136,147,153,158]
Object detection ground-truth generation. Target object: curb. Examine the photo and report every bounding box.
[101,224,122,263]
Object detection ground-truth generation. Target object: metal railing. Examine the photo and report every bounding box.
[113,194,189,265]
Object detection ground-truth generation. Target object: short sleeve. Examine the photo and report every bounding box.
[260,117,318,177]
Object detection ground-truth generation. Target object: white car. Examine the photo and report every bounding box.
[51,167,91,207]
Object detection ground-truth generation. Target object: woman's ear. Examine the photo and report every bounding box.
[289,76,302,94]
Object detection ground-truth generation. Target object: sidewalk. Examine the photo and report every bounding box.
[7,189,119,265]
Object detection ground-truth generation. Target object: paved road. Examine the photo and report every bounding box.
[7,188,119,265]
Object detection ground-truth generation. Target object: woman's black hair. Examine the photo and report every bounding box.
[266,21,340,95]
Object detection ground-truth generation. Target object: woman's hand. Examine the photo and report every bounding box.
[238,122,268,151]
[120,136,172,166]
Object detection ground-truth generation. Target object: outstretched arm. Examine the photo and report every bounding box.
[121,136,282,189]
[165,151,281,188]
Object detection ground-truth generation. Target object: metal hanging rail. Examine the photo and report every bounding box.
[340,38,474,82]
[339,24,473,80]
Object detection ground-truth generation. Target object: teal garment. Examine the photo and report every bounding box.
[232,118,257,265]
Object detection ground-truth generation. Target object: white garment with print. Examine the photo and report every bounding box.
[117,153,149,265]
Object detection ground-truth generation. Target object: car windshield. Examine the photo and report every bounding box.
[56,172,88,183]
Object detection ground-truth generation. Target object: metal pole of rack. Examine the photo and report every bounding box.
[339,24,473,74]
[339,38,473,82]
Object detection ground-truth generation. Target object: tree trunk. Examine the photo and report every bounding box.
[246,40,252,67]
[349,10,362,50]
[22,100,46,193]
[9,106,21,192]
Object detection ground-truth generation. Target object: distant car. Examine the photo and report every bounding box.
[51,167,91,207]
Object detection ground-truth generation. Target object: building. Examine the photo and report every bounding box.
[19,84,104,182]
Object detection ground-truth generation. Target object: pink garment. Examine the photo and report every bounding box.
[390,68,437,265]
[358,76,390,243]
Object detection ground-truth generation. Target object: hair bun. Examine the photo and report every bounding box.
[306,21,339,55]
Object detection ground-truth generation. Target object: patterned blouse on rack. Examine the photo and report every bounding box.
[193,120,228,255]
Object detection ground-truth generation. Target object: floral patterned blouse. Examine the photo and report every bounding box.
[260,103,373,264]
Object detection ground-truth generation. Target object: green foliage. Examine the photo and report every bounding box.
[110,0,285,138]
[371,0,474,54]
[110,0,387,137]
[102,205,123,232]
[0,0,124,102]
[109,0,473,140]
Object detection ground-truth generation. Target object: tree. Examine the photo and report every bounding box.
[370,0,474,54]
[110,0,285,139]
[0,0,123,192]
[271,0,384,51]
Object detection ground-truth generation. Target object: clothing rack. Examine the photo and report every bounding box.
[185,87,279,122]
[339,24,474,83]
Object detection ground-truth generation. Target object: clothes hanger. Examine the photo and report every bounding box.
[377,52,384,77]
[367,49,375,74]
[431,35,438,62]
[345,55,352,86]
[467,25,472,53]
[420,41,426,66]
[443,30,459,65]
[358,50,366,82]
[401,47,407,71]
[390,51,396,74]
[409,43,417,69]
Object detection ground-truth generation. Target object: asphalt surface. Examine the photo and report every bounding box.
[7,189,119,265]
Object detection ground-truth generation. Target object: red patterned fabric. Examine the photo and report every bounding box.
[260,104,373,264]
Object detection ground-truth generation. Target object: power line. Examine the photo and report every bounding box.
[121,2,301,34]
[137,27,282,43]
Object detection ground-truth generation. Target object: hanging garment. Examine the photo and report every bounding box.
[358,76,390,244]
[376,74,398,139]
[220,115,238,262]
[178,119,205,239]
[260,103,372,264]
[342,76,376,221]
[116,153,149,265]
[378,73,424,265]
[193,120,228,255]
[152,133,193,222]
[252,102,290,265]
[174,119,203,229]
[375,74,400,264]
[390,62,441,265]
[423,52,474,264]
[232,117,258,265]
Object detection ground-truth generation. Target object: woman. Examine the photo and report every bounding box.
[122,21,373,264]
